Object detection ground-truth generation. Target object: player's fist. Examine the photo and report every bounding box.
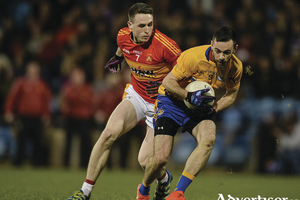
[185,89,215,107]
[192,106,216,118]
[145,81,162,99]
[105,55,124,73]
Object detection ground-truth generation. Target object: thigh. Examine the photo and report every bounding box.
[138,125,154,167]
[154,95,189,130]
[155,117,180,137]
[105,99,138,138]
[191,120,216,144]
[123,85,154,128]
[153,134,174,162]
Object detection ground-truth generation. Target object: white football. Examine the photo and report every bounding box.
[184,81,215,109]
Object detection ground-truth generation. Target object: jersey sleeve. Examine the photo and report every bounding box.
[171,49,199,80]
[154,30,181,67]
[226,56,243,91]
[4,79,22,113]
[117,28,131,48]
[163,41,181,67]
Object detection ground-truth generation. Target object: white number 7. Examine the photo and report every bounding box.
[136,54,140,61]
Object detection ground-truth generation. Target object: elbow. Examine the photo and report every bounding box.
[162,78,168,88]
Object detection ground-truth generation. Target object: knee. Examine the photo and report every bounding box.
[201,133,216,150]
[98,129,118,147]
[138,154,148,170]
[153,154,169,169]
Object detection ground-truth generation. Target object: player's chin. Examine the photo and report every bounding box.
[217,62,226,67]
[141,37,150,42]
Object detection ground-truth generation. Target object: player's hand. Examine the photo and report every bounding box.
[192,106,216,118]
[185,89,215,107]
[105,55,124,73]
[145,81,162,99]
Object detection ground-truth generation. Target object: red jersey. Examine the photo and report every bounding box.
[61,82,94,120]
[117,28,181,104]
[4,77,52,117]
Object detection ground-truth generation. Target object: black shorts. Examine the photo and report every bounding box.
[154,116,216,137]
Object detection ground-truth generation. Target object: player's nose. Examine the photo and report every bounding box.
[219,53,225,60]
[145,26,151,33]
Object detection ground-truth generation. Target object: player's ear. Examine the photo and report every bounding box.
[127,21,132,29]
[233,44,238,54]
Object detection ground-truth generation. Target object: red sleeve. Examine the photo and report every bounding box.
[117,27,131,48]
[154,29,181,67]
[162,40,181,67]
[4,79,22,114]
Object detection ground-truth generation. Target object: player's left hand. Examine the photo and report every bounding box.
[105,55,124,73]
[192,106,216,118]
[145,81,162,99]
[186,89,215,107]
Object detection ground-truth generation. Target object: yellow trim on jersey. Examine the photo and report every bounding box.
[182,171,195,180]
[154,33,180,56]
[118,29,131,36]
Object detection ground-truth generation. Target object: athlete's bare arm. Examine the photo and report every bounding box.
[116,47,123,57]
[162,71,188,99]
[214,89,238,113]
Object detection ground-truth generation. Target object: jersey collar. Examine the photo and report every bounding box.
[205,46,214,62]
[130,29,155,46]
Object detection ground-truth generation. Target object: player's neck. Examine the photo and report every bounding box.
[131,34,143,44]
[216,64,228,82]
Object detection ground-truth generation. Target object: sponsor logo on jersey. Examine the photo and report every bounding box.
[157,108,164,116]
[129,66,155,78]
[122,48,130,54]
[146,55,152,62]
[133,50,142,54]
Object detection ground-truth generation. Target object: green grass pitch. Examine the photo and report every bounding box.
[0,166,299,200]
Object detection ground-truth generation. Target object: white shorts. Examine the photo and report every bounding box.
[123,84,155,129]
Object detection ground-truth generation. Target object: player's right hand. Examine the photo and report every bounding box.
[185,89,215,107]
[191,106,216,119]
[105,55,124,73]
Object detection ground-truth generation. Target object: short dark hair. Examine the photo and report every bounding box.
[128,3,153,23]
[212,26,237,46]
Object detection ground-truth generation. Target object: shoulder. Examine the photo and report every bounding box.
[117,28,131,40]
[153,29,175,43]
[179,45,210,62]
[231,54,243,71]
[152,29,181,51]
[118,27,131,35]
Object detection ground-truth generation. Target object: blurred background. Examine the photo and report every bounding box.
[0,0,299,176]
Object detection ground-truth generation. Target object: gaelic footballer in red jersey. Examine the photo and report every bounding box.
[67,3,181,200]
[117,27,181,104]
